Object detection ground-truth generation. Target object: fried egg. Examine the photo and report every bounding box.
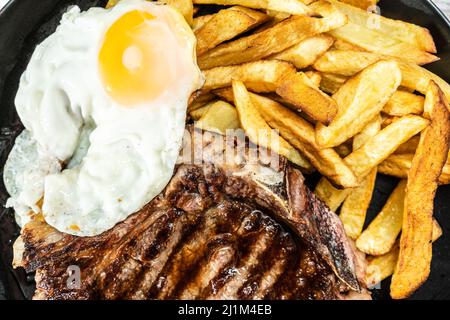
[4,0,203,236]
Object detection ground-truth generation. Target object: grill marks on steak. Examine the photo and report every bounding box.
[13,129,368,300]
[16,197,344,299]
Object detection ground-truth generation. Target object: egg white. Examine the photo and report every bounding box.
[6,0,203,236]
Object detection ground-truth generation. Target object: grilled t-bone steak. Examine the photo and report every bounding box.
[13,128,369,300]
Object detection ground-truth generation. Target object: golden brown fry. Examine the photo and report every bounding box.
[189,100,215,120]
[316,116,380,213]
[330,0,436,53]
[195,6,268,56]
[398,61,450,102]
[202,60,295,93]
[270,35,334,69]
[213,87,313,123]
[356,180,407,256]
[304,71,322,88]
[161,0,194,25]
[382,91,424,117]
[432,219,444,241]
[106,0,119,8]
[391,81,450,299]
[251,10,291,34]
[193,0,311,15]
[276,72,338,125]
[314,178,351,212]
[337,0,378,10]
[366,219,443,288]
[315,115,427,210]
[198,1,347,69]
[335,142,352,158]
[329,22,438,65]
[380,115,399,129]
[212,87,235,103]
[340,116,381,239]
[332,39,366,51]
[314,50,380,76]
[192,14,213,31]
[319,73,349,95]
[366,245,399,288]
[265,9,292,20]
[316,60,401,148]
[194,100,240,134]
[340,167,376,239]
[249,93,357,188]
[352,115,382,149]
[314,50,450,101]
[394,136,420,154]
[345,115,429,179]
[378,154,450,185]
[188,92,216,112]
[232,81,312,169]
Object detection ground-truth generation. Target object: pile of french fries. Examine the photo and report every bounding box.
[107,0,450,299]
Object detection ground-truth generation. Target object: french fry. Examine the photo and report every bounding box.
[106,0,119,8]
[266,9,292,20]
[232,80,313,170]
[380,115,399,129]
[314,50,450,101]
[195,6,268,56]
[194,100,241,134]
[188,92,216,112]
[270,35,334,69]
[319,73,348,95]
[332,39,366,51]
[315,115,429,210]
[356,180,407,256]
[304,71,322,88]
[391,81,450,299]
[366,245,399,288]
[212,87,235,103]
[340,167,376,239]
[394,136,420,154]
[213,87,315,123]
[192,14,213,31]
[330,0,436,53]
[398,61,450,102]
[378,153,450,185]
[337,0,378,10]
[198,1,347,69]
[249,93,358,188]
[382,91,424,117]
[314,178,351,212]
[366,220,443,288]
[345,115,429,179]
[316,60,401,148]
[340,116,381,239]
[314,50,380,77]
[161,0,194,25]
[329,22,438,65]
[352,115,382,149]
[193,0,311,15]
[189,100,215,120]
[335,142,352,158]
[202,60,296,93]
[251,10,291,34]
[276,71,338,125]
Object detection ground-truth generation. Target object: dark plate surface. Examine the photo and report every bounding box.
[0,0,449,300]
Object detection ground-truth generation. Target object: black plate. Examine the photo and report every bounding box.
[0,0,449,300]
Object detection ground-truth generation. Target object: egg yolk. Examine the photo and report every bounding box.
[99,10,173,106]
